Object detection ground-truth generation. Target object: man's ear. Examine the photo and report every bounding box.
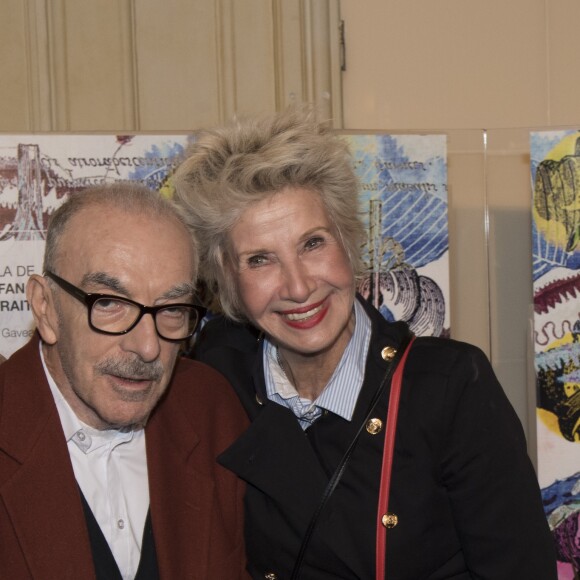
[26,274,58,345]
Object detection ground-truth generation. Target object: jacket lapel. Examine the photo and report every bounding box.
[219,402,328,517]
[145,388,209,580]
[0,338,95,579]
[217,297,410,571]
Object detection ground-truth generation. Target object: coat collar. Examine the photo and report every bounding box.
[219,294,411,515]
[247,294,409,404]
[0,338,207,580]
[356,293,410,367]
[0,336,96,578]
[218,296,411,572]
[144,364,209,580]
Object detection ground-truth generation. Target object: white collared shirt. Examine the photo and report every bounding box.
[264,299,372,429]
[41,345,149,580]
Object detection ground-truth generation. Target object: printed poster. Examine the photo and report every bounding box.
[0,134,193,358]
[0,132,449,361]
[342,133,449,337]
[531,129,580,579]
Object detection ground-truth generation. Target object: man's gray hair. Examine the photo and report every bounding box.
[43,181,198,279]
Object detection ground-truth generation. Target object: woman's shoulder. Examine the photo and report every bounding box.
[195,315,261,356]
[367,303,490,377]
[412,334,487,357]
[191,315,261,389]
[403,334,492,378]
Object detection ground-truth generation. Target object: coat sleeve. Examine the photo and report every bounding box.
[439,345,557,579]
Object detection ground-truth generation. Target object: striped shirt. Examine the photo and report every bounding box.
[263,299,371,430]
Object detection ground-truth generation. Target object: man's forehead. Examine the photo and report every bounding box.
[59,205,188,251]
[64,203,172,233]
[54,206,194,285]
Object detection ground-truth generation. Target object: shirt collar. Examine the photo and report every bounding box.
[40,343,135,453]
[263,299,371,422]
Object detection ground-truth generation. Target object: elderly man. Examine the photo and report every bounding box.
[0,183,249,579]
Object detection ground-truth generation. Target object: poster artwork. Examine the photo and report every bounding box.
[531,129,580,579]
[0,133,449,361]
[342,134,449,337]
[0,134,192,358]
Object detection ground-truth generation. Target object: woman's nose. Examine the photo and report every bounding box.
[280,261,316,302]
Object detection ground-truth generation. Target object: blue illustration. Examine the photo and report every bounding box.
[344,134,449,337]
[542,473,580,572]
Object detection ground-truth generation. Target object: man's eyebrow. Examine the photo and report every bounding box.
[161,283,196,301]
[82,272,129,295]
[80,274,195,302]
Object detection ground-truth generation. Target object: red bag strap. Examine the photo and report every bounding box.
[290,330,414,580]
[375,336,415,580]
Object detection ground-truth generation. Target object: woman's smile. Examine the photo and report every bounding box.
[230,187,355,359]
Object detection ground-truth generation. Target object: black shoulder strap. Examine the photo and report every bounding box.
[290,328,415,580]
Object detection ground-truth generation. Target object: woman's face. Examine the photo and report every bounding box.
[230,187,356,357]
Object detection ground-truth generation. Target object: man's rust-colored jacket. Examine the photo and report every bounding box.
[0,335,250,579]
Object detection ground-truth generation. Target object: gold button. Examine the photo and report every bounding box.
[265,574,278,579]
[255,393,264,405]
[381,512,398,528]
[366,417,383,435]
[381,346,397,361]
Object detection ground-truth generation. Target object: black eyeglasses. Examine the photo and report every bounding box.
[44,271,206,342]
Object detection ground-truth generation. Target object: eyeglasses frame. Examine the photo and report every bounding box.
[44,270,207,342]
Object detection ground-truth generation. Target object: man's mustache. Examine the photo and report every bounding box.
[96,356,164,381]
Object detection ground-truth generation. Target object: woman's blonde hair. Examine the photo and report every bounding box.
[173,107,364,320]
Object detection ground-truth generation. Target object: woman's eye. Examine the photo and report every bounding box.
[247,254,268,267]
[305,236,324,250]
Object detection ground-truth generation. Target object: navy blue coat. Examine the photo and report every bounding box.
[195,297,557,580]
